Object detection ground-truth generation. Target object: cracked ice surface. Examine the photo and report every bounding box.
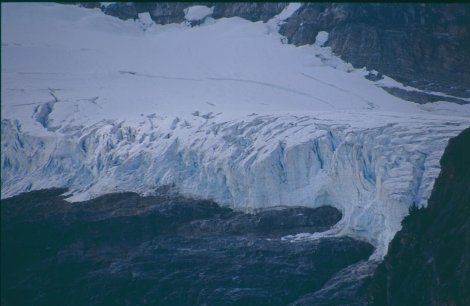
[2,113,468,258]
[2,3,470,258]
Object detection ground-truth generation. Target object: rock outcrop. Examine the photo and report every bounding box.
[1,190,373,305]
[99,2,287,24]
[211,3,287,22]
[280,4,470,98]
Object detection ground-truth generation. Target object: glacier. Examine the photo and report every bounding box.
[2,112,468,257]
[2,3,470,258]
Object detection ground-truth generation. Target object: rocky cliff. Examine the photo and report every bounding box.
[96,2,287,24]
[368,127,470,305]
[280,4,470,98]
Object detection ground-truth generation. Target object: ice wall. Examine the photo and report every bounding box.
[2,112,468,257]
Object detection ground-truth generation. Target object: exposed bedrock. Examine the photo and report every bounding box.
[98,2,288,24]
[280,3,470,98]
[1,189,373,306]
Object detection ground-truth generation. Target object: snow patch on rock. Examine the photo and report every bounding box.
[184,5,213,22]
[277,3,302,21]
[315,31,329,47]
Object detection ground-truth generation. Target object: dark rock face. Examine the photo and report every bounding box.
[380,87,469,105]
[146,3,196,25]
[280,4,470,97]
[77,2,102,10]
[368,128,470,305]
[1,190,373,306]
[291,260,379,306]
[101,2,286,24]
[103,2,140,21]
[182,205,342,238]
[212,3,287,22]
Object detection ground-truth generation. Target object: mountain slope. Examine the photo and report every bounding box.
[2,3,470,259]
[280,3,470,98]
[85,2,470,99]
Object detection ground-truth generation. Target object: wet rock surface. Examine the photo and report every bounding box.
[1,189,373,306]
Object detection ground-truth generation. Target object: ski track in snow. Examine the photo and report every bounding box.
[208,77,335,107]
[300,72,376,109]
[118,70,202,82]
[2,3,470,259]
[118,71,335,107]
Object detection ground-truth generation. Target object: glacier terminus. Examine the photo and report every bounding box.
[2,2,470,264]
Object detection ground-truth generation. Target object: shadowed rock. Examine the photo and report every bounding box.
[1,189,373,306]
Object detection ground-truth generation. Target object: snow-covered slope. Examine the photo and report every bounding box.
[2,3,469,258]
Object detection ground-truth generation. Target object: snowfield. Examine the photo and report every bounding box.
[2,3,469,258]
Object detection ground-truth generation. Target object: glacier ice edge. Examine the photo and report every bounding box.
[1,113,469,258]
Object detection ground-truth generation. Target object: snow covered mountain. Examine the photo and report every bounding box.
[1,3,469,258]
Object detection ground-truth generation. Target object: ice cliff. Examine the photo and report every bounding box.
[2,3,470,258]
[2,113,468,257]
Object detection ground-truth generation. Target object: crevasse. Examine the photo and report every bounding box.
[2,113,468,258]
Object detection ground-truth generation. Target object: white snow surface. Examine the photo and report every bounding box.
[2,3,470,258]
[315,31,329,47]
[277,3,302,21]
[184,5,213,22]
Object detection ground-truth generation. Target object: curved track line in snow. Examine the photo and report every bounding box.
[118,70,202,81]
[300,72,377,110]
[208,77,335,107]
[117,70,337,107]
